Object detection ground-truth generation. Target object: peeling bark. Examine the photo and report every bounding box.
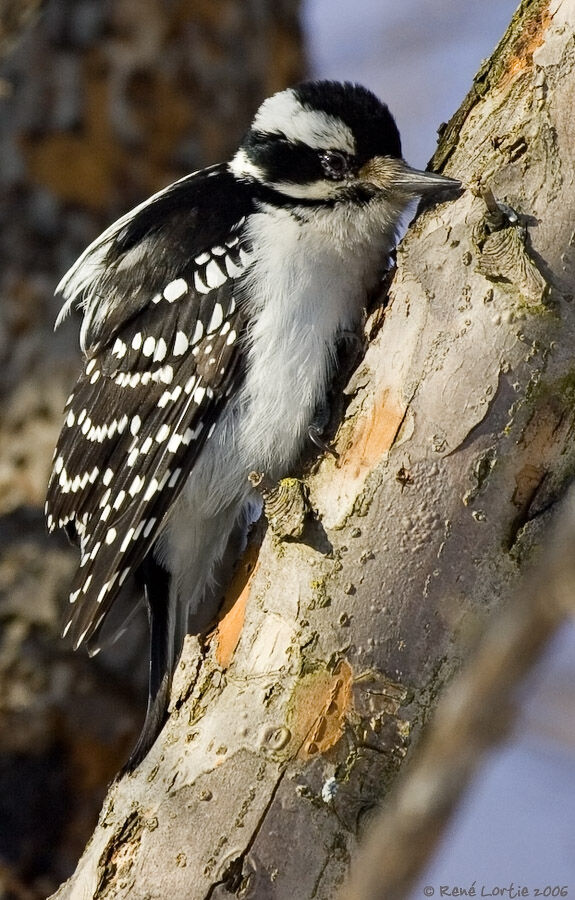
[48,0,575,897]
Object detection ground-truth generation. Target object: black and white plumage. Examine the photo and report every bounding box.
[46,80,460,766]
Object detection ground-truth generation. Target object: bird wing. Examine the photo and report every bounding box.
[46,165,255,649]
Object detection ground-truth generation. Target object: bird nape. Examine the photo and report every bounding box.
[46,79,461,769]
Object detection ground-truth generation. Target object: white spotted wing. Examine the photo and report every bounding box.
[47,165,255,648]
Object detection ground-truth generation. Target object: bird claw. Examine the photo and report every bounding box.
[308,424,339,459]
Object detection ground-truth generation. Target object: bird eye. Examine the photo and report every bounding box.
[319,150,349,180]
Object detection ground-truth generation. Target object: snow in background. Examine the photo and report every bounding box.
[304,1,575,893]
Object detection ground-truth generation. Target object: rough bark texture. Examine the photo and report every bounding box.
[0,2,303,896]
[342,488,575,900]
[46,0,575,897]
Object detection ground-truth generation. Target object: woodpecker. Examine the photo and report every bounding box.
[46,80,460,766]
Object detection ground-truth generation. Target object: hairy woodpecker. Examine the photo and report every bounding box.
[46,80,460,766]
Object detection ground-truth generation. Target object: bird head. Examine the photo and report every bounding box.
[230,80,461,206]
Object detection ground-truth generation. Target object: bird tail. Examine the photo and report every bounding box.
[124,558,176,772]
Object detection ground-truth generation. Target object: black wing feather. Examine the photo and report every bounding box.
[47,165,254,649]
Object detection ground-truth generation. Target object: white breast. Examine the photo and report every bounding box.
[234,200,399,473]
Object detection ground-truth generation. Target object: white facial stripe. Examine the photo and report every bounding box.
[229,148,266,181]
[251,89,356,155]
[264,179,342,200]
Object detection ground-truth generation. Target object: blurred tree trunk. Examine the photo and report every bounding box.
[0,2,303,896]
[46,0,575,897]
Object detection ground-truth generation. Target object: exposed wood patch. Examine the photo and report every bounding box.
[287,660,353,759]
[215,543,260,669]
[339,388,406,478]
[501,1,552,86]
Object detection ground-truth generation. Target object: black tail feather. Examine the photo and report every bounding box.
[124,557,173,772]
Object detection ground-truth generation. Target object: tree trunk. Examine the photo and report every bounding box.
[51,0,575,896]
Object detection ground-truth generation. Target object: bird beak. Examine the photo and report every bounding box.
[359,157,462,196]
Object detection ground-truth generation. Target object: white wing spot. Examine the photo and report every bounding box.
[120,528,135,553]
[130,415,141,435]
[173,331,189,356]
[143,518,157,538]
[192,321,204,344]
[113,490,126,510]
[153,338,167,362]
[66,411,75,427]
[205,260,227,290]
[156,423,170,443]
[194,252,210,265]
[129,475,145,495]
[163,278,188,302]
[132,521,145,542]
[159,365,174,384]
[96,582,109,604]
[103,468,114,485]
[143,336,156,357]
[132,332,143,350]
[184,422,202,443]
[86,359,97,375]
[194,271,210,294]
[105,527,117,545]
[167,433,182,453]
[113,339,127,359]
[194,386,206,404]
[144,479,159,501]
[226,329,237,345]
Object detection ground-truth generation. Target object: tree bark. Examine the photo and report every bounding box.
[50,0,575,896]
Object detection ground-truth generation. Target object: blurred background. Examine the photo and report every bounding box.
[3,2,573,898]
